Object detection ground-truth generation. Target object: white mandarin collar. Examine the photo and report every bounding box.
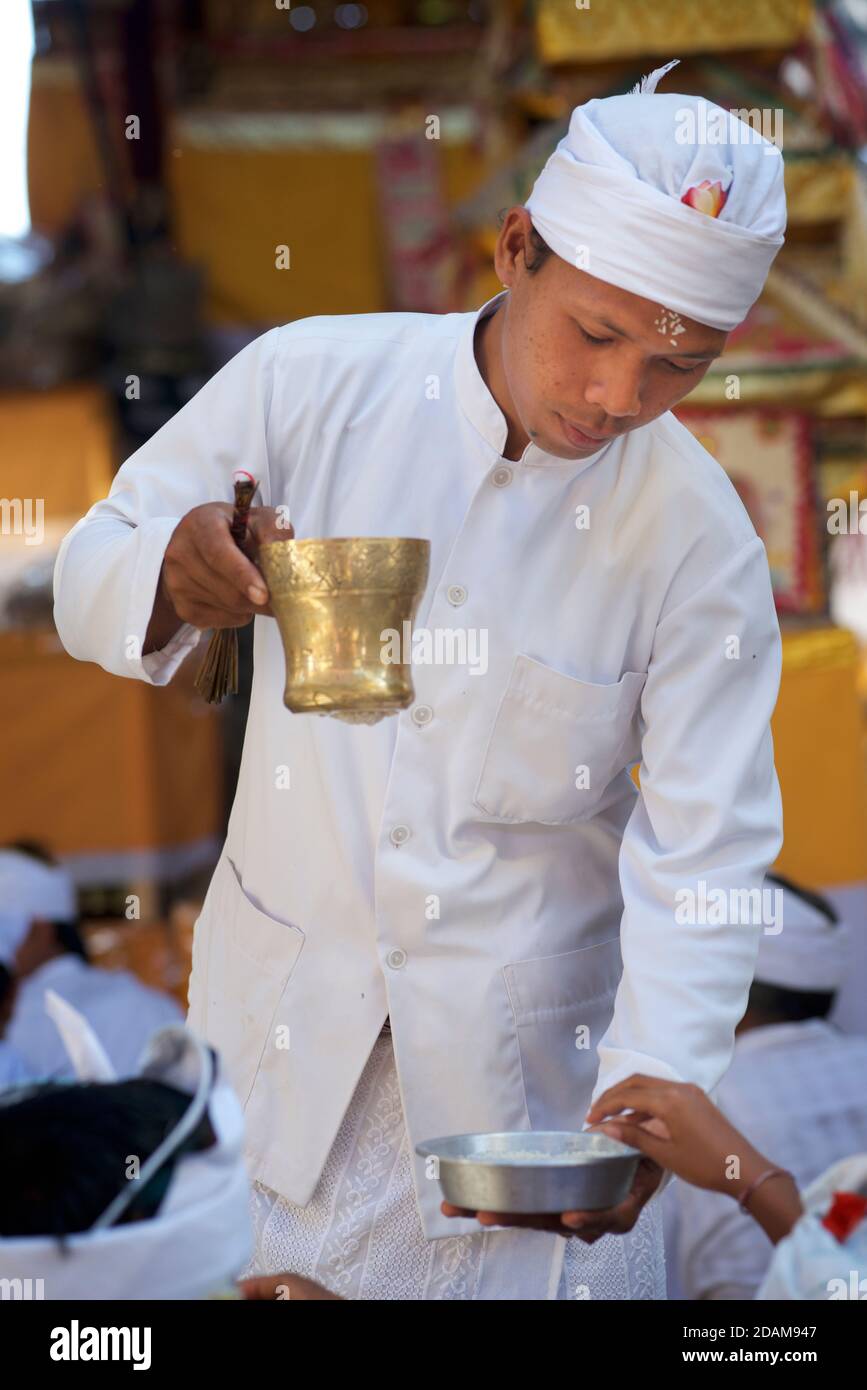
[453,290,615,474]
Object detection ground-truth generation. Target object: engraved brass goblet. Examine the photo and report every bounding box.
[257,537,431,724]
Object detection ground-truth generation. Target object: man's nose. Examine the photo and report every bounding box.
[584,362,643,419]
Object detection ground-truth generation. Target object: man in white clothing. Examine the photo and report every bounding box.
[53,64,787,1298]
[0,846,182,1080]
[0,964,31,1088]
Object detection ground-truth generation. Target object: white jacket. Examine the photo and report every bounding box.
[53,294,784,1239]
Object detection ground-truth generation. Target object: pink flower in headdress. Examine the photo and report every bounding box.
[681,179,730,218]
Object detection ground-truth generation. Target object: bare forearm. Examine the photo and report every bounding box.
[732,1160,803,1244]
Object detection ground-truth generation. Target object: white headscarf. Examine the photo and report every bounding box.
[0,1006,253,1300]
[754,882,848,993]
[0,849,77,965]
[524,60,786,330]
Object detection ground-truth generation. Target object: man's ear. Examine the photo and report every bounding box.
[495,207,533,287]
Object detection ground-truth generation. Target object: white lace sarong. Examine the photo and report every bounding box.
[243,1033,666,1300]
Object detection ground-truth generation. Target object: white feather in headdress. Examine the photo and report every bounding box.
[629,58,681,95]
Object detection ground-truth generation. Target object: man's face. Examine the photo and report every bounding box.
[494,209,729,460]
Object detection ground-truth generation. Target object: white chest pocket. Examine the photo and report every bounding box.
[472,654,647,825]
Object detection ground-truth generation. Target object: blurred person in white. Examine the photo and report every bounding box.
[662,873,867,1300]
[0,844,182,1079]
[590,1064,867,1301]
[0,1004,338,1301]
[0,962,30,1087]
[53,58,788,1298]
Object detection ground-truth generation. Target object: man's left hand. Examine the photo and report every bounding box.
[440,1156,664,1242]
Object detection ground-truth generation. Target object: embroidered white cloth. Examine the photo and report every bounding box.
[243,1033,666,1301]
[524,60,786,330]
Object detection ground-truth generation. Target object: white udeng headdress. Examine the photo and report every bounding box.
[0,849,77,965]
[754,882,848,993]
[0,1006,252,1300]
[524,60,787,331]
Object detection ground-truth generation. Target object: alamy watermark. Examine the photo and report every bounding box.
[676,102,783,155]
[0,497,44,546]
[674,879,783,932]
[380,623,488,676]
[1,1276,44,1299]
[827,493,867,534]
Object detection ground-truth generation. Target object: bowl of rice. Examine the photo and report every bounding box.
[415,1130,641,1214]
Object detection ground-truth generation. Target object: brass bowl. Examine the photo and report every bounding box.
[258,537,431,724]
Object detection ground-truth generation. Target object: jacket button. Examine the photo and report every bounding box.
[447,584,467,606]
[411,704,433,726]
[490,466,512,487]
[386,948,407,970]
[389,824,411,846]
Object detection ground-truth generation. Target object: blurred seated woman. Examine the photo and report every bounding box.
[0,1022,338,1301]
[584,1075,867,1301]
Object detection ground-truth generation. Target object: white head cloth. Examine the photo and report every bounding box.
[755,882,848,993]
[0,1005,252,1300]
[0,849,77,966]
[757,1154,867,1300]
[524,60,786,330]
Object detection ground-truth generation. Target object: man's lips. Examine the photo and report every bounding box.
[557,414,616,448]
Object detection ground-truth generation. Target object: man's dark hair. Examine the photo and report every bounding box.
[746,980,835,1024]
[0,1078,216,1238]
[765,871,840,926]
[6,840,57,869]
[496,209,552,275]
[4,839,88,963]
[0,963,14,1013]
[746,872,840,1024]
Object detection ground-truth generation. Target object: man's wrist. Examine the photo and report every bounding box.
[726,1152,802,1242]
[143,564,183,655]
[727,1148,773,1204]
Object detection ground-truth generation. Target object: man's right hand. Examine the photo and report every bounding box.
[239,1272,342,1301]
[143,502,293,655]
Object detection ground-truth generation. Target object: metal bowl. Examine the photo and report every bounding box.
[415,1130,641,1214]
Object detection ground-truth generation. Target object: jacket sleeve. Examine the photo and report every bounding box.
[53,326,282,686]
[590,536,784,1110]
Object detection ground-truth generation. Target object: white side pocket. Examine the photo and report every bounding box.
[192,854,305,1107]
[503,935,623,1131]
